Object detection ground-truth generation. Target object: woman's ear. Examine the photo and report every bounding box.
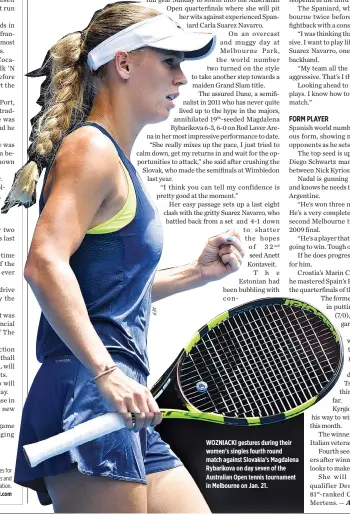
[113,50,132,80]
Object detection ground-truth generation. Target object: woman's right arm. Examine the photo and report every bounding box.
[24,129,161,430]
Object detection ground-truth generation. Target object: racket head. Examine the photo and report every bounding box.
[172,297,343,426]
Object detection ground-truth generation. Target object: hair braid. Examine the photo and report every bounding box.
[1,32,85,213]
[35,32,84,157]
[1,1,159,213]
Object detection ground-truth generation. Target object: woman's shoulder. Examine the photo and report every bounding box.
[58,124,119,168]
[43,124,122,205]
[53,124,121,185]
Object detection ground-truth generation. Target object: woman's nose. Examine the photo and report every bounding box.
[174,66,188,86]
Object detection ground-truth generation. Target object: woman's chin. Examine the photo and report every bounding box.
[148,110,171,125]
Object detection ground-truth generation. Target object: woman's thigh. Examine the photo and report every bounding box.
[147,466,211,514]
[44,465,147,513]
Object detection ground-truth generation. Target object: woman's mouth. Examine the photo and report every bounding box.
[166,93,179,101]
[166,93,179,108]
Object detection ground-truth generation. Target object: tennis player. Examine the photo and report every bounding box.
[7,2,244,512]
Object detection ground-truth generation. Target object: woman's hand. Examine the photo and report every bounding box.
[196,229,245,284]
[95,367,162,431]
[151,229,245,302]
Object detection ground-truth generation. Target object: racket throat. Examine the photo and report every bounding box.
[153,377,171,401]
[151,351,185,411]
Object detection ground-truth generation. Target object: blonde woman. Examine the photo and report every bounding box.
[7,2,245,512]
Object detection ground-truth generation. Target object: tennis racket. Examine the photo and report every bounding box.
[24,297,343,468]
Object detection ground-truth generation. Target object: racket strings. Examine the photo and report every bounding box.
[196,328,293,416]
[181,319,336,395]
[210,307,322,342]
[186,352,219,411]
[199,335,244,412]
[181,349,334,401]
[222,307,336,383]
[184,377,323,417]
[182,345,323,415]
[181,332,337,381]
[246,306,326,396]
[191,341,249,410]
[184,345,309,417]
[228,309,320,401]
[223,307,334,362]
[179,304,340,418]
[181,353,336,403]
[230,310,334,368]
[287,306,334,375]
[233,305,337,406]
[207,313,336,377]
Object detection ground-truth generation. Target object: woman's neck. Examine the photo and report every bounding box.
[88,89,143,160]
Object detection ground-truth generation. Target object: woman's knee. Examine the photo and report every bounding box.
[147,466,211,513]
[44,465,147,513]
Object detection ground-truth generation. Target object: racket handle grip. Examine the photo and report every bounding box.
[23,412,126,468]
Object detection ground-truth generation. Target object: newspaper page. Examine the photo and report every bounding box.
[0,0,349,512]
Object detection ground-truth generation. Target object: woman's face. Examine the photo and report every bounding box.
[128,48,188,124]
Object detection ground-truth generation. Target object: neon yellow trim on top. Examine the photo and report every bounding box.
[185,332,201,355]
[160,409,225,424]
[284,396,317,419]
[208,311,229,330]
[283,299,339,342]
[184,311,230,354]
[86,159,136,234]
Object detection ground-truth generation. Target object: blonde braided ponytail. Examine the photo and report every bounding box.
[35,32,84,157]
[1,1,159,213]
[1,32,85,213]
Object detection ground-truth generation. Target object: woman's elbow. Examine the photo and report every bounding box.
[24,254,41,284]
[24,250,54,285]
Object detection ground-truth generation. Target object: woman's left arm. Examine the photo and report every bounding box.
[152,230,245,302]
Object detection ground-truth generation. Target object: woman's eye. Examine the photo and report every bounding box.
[164,59,175,66]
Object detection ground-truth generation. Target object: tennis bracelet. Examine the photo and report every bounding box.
[93,364,118,381]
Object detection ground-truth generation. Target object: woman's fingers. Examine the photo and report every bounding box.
[121,412,134,430]
[123,387,161,431]
[95,367,162,432]
[147,393,162,427]
[219,245,244,270]
[132,412,146,431]
[223,236,245,258]
[150,411,163,427]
